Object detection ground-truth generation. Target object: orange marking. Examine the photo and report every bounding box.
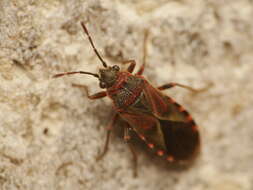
[187,115,193,121]
[157,150,164,156]
[139,135,146,141]
[191,125,198,131]
[169,98,175,103]
[148,143,154,149]
[124,135,131,141]
[166,156,174,162]
[179,106,185,112]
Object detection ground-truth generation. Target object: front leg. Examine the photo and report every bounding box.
[72,84,107,99]
[136,29,149,75]
[122,60,136,73]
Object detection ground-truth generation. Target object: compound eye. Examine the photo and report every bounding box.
[99,81,106,89]
[112,65,120,71]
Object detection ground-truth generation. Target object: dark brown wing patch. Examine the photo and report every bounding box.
[160,119,200,160]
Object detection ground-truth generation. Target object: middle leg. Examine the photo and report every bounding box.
[96,113,119,161]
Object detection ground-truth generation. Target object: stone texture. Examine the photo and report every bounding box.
[0,0,252,189]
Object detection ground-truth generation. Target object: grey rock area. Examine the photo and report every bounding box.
[0,0,252,189]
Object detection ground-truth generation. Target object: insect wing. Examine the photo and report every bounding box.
[120,111,167,152]
[143,81,200,160]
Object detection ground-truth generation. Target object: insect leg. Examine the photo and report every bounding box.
[96,114,119,161]
[72,84,107,99]
[136,29,149,75]
[122,60,136,73]
[157,82,199,92]
[123,125,138,177]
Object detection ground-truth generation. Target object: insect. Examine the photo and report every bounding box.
[53,22,200,177]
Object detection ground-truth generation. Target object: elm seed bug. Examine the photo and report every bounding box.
[53,22,201,177]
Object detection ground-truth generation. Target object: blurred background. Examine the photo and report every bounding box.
[0,0,252,189]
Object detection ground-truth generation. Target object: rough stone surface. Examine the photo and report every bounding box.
[0,0,252,190]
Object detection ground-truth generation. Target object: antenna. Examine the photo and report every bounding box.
[53,71,99,78]
[81,22,108,68]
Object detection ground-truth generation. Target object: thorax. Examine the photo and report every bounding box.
[106,72,145,111]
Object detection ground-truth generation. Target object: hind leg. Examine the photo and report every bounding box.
[123,124,138,177]
[157,82,199,92]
